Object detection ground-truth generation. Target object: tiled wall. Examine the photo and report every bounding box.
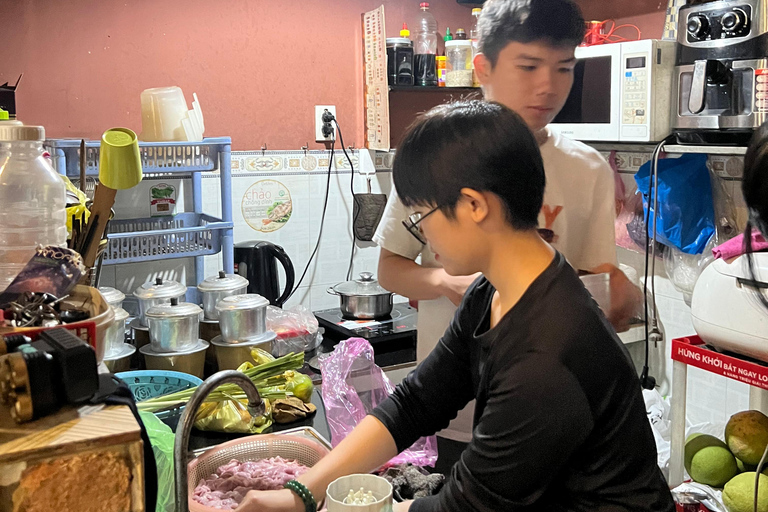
[99,149,398,314]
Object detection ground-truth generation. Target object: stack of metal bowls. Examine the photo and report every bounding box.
[131,277,187,349]
[139,297,208,378]
[99,287,134,372]
[197,271,249,342]
[210,294,276,370]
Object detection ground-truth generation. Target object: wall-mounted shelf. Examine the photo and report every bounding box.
[588,142,748,156]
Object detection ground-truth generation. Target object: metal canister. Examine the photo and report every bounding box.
[146,299,202,352]
[197,271,249,320]
[215,294,270,343]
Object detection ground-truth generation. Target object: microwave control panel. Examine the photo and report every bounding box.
[621,54,648,127]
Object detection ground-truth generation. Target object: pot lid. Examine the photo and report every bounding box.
[215,293,269,312]
[146,298,202,319]
[333,272,390,296]
[198,271,249,292]
[113,307,130,322]
[99,286,125,305]
[134,277,187,300]
[140,339,208,356]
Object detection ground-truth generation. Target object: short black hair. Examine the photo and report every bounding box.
[393,100,545,231]
[478,0,585,67]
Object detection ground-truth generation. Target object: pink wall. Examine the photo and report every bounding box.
[614,10,666,40]
[1,0,480,150]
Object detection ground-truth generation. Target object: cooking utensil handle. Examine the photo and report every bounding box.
[270,243,295,307]
[326,287,339,295]
[688,59,707,114]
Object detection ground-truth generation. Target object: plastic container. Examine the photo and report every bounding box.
[413,2,438,86]
[446,40,473,87]
[437,56,447,87]
[471,7,482,87]
[104,306,130,358]
[0,125,67,292]
[326,474,393,512]
[386,38,414,87]
[580,272,611,313]
[139,86,189,142]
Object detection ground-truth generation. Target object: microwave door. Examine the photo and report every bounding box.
[548,45,621,141]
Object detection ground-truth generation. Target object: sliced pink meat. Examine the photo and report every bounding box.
[192,457,309,510]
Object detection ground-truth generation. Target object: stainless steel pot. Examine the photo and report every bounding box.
[134,277,187,327]
[146,298,203,352]
[215,294,269,342]
[197,270,249,320]
[327,272,394,320]
[99,286,126,310]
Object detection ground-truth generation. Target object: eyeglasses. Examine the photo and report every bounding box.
[402,206,441,245]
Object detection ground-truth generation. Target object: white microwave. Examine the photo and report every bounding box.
[548,39,676,143]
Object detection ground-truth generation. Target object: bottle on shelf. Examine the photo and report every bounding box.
[438,28,453,87]
[455,28,467,40]
[0,125,67,292]
[414,2,438,86]
[471,7,482,87]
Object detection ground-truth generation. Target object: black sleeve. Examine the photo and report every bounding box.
[370,283,479,451]
[410,359,595,512]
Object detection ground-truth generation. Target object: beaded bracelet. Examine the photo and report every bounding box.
[284,479,317,512]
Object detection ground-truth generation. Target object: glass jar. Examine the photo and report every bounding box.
[445,40,473,87]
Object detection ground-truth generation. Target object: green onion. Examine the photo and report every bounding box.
[136,352,305,413]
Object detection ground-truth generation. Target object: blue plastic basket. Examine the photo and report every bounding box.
[104,213,232,264]
[116,370,202,402]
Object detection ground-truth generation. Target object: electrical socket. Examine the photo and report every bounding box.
[315,105,336,142]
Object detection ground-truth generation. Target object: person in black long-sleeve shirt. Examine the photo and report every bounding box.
[236,100,674,512]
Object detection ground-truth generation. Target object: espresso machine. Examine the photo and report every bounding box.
[673,0,768,143]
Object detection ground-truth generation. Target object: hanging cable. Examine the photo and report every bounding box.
[641,135,674,390]
[333,119,358,281]
[288,141,335,300]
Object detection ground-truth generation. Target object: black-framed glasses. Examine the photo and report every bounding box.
[402,206,441,245]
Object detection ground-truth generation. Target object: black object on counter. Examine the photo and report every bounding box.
[314,303,417,368]
[234,241,295,307]
[387,38,415,86]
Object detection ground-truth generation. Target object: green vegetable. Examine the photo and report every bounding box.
[284,370,314,403]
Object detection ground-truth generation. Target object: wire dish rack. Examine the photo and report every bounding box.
[45,137,234,284]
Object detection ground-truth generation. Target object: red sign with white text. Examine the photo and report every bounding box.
[672,336,768,390]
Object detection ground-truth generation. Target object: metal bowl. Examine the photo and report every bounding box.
[215,294,269,342]
[210,332,276,370]
[146,300,202,353]
[139,340,209,379]
[198,271,249,320]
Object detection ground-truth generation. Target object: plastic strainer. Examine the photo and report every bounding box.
[187,431,330,512]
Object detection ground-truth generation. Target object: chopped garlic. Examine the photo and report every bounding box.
[342,487,377,505]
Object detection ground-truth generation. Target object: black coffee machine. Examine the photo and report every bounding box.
[234,241,295,307]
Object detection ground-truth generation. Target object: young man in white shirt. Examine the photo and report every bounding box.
[372,0,642,468]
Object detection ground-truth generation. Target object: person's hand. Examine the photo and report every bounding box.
[589,263,643,333]
[234,489,304,512]
[439,271,482,306]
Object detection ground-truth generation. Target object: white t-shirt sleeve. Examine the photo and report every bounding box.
[578,159,619,269]
[372,187,423,260]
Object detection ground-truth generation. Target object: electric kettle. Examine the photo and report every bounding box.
[234,241,295,307]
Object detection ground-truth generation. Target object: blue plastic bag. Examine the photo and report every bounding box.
[634,153,715,255]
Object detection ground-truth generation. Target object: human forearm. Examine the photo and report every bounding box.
[297,416,399,502]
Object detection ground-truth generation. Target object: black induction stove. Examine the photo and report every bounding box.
[313,303,417,367]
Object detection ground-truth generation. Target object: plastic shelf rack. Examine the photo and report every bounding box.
[44,137,234,284]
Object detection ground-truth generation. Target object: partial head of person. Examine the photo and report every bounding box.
[473,0,585,133]
[744,123,768,239]
[393,100,546,277]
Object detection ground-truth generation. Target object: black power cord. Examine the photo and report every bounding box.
[332,118,358,281]
[287,136,335,301]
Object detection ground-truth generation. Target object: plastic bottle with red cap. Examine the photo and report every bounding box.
[414,2,438,86]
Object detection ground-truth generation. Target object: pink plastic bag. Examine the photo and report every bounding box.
[320,337,438,468]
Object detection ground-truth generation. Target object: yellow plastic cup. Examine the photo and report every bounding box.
[99,127,143,190]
